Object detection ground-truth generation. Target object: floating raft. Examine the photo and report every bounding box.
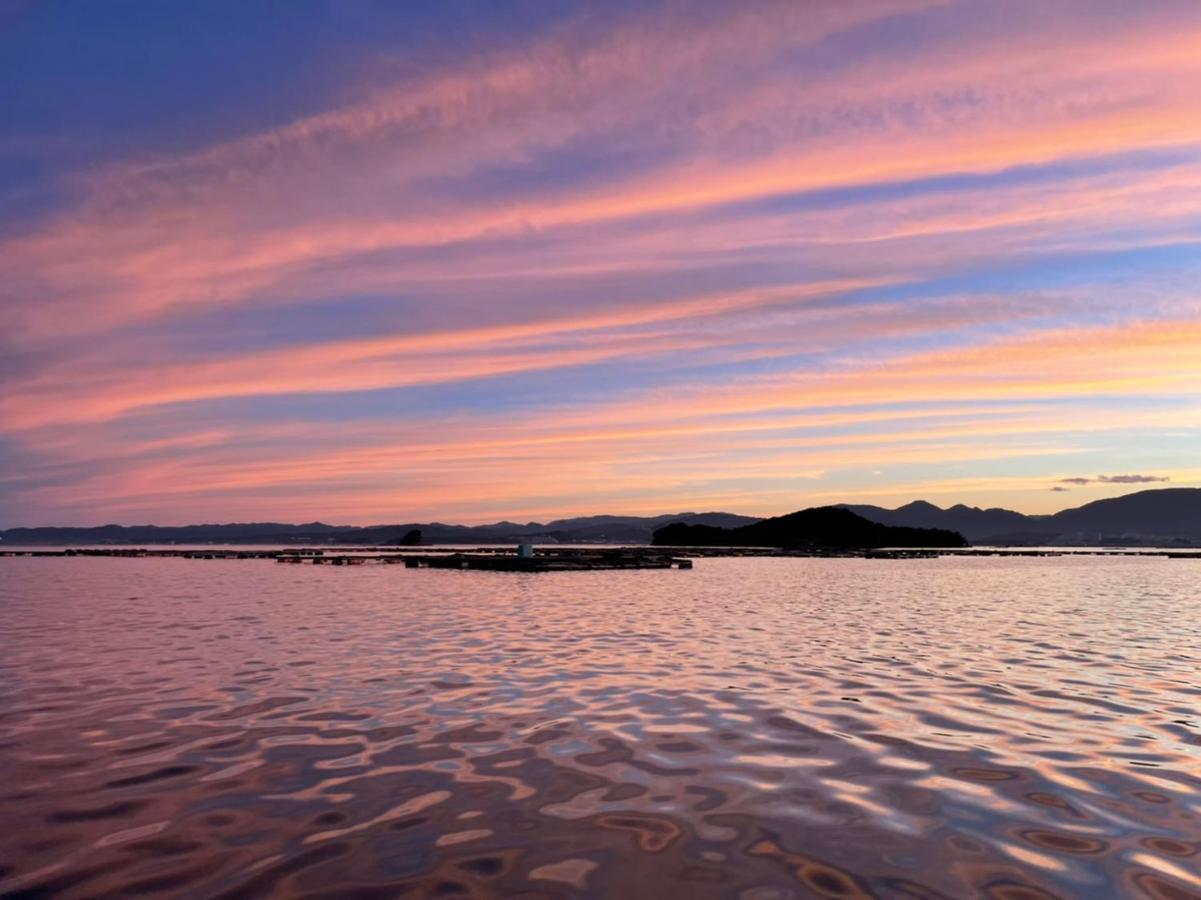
[399,552,692,571]
[277,548,693,571]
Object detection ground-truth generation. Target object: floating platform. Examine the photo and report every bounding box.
[398,551,691,571]
[277,548,693,571]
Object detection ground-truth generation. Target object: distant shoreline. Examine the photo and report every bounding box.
[3,487,1199,547]
[4,545,1200,561]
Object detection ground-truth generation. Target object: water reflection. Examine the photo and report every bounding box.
[1,556,1199,897]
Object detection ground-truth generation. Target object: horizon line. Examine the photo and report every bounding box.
[2,484,1192,531]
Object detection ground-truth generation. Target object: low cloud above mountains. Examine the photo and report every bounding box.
[1058,474,1170,486]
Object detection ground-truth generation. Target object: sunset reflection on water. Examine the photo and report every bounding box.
[1,555,1199,898]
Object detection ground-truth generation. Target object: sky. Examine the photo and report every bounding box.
[2,0,1200,527]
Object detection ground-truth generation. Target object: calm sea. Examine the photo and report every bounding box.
[1,555,1198,898]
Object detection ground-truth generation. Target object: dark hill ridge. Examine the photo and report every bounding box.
[839,501,1032,541]
[840,487,1201,545]
[0,522,353,544]
[652,506,967,549]
[1048,488,1201,536]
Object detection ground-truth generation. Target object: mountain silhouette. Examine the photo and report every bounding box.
[839,501,1032,540]
[841,487,1201,544]
[3,488,1196,546]
[0,512,758,546]
[652,506,966,549]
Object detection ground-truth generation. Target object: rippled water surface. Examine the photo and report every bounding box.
[2,555,1200,899]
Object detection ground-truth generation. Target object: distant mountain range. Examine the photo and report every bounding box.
[0,512,758,546]
[3,488,1198,546]
[839,487,1201,545]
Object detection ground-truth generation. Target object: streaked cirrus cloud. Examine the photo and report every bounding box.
[1,0,1199,525]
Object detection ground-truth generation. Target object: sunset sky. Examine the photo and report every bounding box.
[2,0,1200,527]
